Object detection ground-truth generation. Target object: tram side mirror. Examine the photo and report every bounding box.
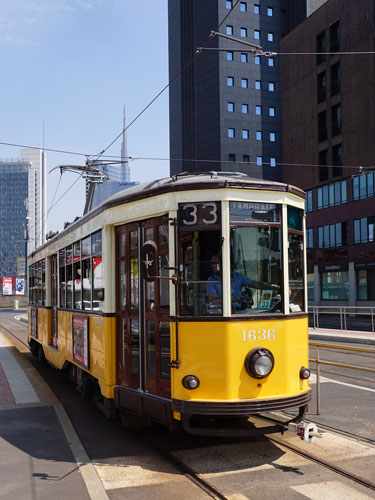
[141,240,158,282]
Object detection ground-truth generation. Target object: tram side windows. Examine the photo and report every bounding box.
[66,246,73,309]
[287,206,305,312]
[229,202,283,314]
[91,231,103,311]
[73,241,81,309]
[59,249,66,308]
[178,202,222,316]
[81,236,92,310]
[28,259,46,306]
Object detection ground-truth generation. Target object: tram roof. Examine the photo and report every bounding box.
[33,172,304,256]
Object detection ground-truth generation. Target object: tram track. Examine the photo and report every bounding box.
[268,434,375,493]
[0,320,29,349]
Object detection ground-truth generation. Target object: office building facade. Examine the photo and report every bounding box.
[168,0,324,179]
[281,0,375,305]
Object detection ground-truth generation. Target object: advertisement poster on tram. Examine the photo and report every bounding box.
[72,316,89,368]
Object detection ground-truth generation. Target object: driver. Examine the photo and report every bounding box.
[206,255,278,310]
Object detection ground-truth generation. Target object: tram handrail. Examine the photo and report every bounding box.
[309,305,375,332]
[308,341,375,415]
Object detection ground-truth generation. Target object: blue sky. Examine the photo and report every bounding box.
[0,0,169,232]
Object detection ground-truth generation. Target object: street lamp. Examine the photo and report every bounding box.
[24,217,30,295]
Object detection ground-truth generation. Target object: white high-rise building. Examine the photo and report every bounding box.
[21,148,47,253]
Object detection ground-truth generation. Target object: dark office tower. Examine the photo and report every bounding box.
[168,0,309,180]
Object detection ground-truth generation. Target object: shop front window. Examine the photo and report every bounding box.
[321,271,349,300]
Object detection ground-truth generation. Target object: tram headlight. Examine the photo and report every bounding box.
[245,348,274,379]
[182,375,200,390]
[300,366,310,380]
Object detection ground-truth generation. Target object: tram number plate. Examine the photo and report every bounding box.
[243,329,276,342]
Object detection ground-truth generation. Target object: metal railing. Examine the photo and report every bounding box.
[309,305,375,333]
[309,341,375,414]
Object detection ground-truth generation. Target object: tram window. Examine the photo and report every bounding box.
[131,319,140,373]
[288,233,305,312]
[160,321,171,379]
[147,320,156,378]
[119,260,126,311]
[73,242,82,309]
[230,227,283,314]
[66,262,73,309]
[82,258,92,309]
[158,225,170,311]
[179,230,222,316]
[91,230,102,255]
[146,281,155,312]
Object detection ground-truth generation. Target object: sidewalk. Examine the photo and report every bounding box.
[0,331,108,500]
[309,327,375,345]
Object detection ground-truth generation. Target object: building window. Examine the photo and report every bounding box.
[318,110,327,142]
[321,271,349,300]
[254,30,260,40]
[242,103,248,113]
[254,56,260,64]
[240,2,247,12]
[331,104,342,136]
[269,132,276,142]
[317,72,326,103]
[241,78,248,88]
[256,105,262,115]
[254,4,260,14]
[226,51,233,61]
[227,102,234,112]
[226,25,233,35]
[270,157,276,167]
[357,269,375,301]
[257,156,262,166]
[226,0,233,9]
[268,57,274,67]
[267,7,273,16]
[354,216,375,244]
[318,222,348,248]
[242,129,249,139]
[306,190,313,212]
[255,80,261,90]
[269,107,275,116]
[317,180,347,209]
[243,154,250,162]
[268,82,275,91]
[256,131,262,140]
[353,172,375,200]
[241,53,248,63]
[316,31,326,64]
[228,128,235,138]
[330,20,340,52]
[306,228,314,249]
[240,27,247,37]
[331,62,341,95]
[227,76,234,86]
[332,144,342,177]
[229,153,236,162]
[267,32,274,42]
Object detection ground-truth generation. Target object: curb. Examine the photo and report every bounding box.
[309,333,375,346]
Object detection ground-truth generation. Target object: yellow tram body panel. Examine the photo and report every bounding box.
[28,308,116,399]
[171,316,309,402]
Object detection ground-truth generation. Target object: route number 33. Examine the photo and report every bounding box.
[243,329,276,342]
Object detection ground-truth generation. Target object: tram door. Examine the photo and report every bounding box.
[116,216,171,399]
[51,254,58,347]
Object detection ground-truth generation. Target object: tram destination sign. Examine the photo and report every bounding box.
[230,202,281,222]
[178,202,221,231]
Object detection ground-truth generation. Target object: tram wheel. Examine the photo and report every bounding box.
[37,345,46,363]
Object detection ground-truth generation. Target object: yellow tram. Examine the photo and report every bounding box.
[28,172,311,436]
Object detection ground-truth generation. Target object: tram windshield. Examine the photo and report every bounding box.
[230,226,283,314]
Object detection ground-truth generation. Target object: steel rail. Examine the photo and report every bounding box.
[268,435,375,492]
[137,431,231,500]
